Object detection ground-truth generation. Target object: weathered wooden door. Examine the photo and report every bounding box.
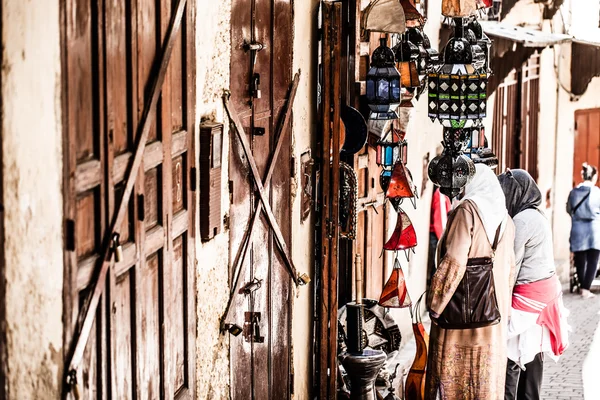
[63,1,196,398]
[492,53,540,178]
[229,0,293,399]
[574,108,600,187]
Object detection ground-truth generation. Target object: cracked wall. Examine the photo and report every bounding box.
[1,0,64,398]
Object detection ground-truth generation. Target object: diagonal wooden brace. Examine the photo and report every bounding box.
[223,92,300,287]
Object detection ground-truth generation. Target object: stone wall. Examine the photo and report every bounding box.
[1,0,64,397]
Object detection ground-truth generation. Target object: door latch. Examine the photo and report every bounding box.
[244,311,265,343]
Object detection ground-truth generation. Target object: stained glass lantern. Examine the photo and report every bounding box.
[465,124,486,158]
[376,141,400,168]
[406,28,428,76]
[379,259,412,308]
[428,18,483,122]
[394,35,421,89]
[383,209,417,252]
[428,151,475,198]
[367,38,402,120]
[442,127,470,156]
[423,33,441,73]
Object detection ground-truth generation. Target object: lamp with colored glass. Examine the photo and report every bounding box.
[394,35,421,90]
[367,38,402,120]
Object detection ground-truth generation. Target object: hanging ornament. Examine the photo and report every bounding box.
[362,0,407,36]
[383,208,417,252]
[386,161,418,208]
[394,35,421,90]
[379,259,412,308]
[339,162,358,240]
[428,18,486,122]
[405,293,429,400]
[400,0,425,27]
[367,38,402,120]
[428,152,475,198]
[441,0,478,18]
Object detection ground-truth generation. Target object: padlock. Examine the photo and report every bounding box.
[112,233,123,263]
[253,319,264,343]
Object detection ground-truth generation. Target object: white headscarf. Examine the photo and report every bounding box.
[461,164,508,244]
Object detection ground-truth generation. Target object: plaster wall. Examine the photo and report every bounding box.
[290,0,320,398]
[196,0,232,398]
[1,0,64,397]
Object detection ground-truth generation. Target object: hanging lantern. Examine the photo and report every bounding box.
[442,127,471,156]
[394,35,421,89]
[428,151,475,198]
[400,0,425,27]
[386,161,418,208]
[380,169,393,192]
[367,38,402,120]
[379,259,412,308]
[465,124,486,158]
[383,209,417,252]
[376,141,400,168]
[428,18,486,122]
[441,0,478,18]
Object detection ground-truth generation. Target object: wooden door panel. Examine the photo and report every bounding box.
[64,1,196,398]
[229,0,292,398]
[574,109,600,188]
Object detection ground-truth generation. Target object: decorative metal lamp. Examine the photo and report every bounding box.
[379,258,412,308]
[428,152,475,198]
[383,209,417,252]
[394,35,421,90]
[465,124,486,158]
[367,38,402,120]
[428,18,486,122]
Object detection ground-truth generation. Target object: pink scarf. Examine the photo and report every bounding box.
[512,275,567,356]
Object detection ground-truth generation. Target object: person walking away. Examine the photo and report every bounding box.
[498,169,569,400]
[426,164,516,400]
[567,163,600,299]
[427,187,451,287]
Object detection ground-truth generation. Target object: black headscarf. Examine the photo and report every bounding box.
[497,169,542,218]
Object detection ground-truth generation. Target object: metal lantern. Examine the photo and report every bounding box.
[428,18,485,122]
[376,141,400,168]
[428,152,476,198]
[367,38,402,120]
[394,35,421,89]
[442,127,470,156]
[465,124,486,157]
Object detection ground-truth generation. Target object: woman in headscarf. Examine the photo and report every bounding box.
[567,163,600,298]
[498,169,569,400]
[426,164,516,400]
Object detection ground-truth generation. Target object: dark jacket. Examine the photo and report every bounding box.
[567,184,600,252]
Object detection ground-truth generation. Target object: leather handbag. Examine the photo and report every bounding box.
[435,221,502,330]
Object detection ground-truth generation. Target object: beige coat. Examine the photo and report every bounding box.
[425,200,516,400]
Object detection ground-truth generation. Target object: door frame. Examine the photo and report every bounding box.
[0,0,8,394]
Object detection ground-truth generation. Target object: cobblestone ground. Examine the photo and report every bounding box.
[541,286,600,399]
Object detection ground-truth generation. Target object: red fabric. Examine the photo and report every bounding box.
[512,276,568,356]
[430,188,451,239]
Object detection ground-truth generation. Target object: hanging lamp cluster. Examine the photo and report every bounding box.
[427,6,497,199]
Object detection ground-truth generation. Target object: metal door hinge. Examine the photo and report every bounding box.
[190,167,197,191]
[65,219,76,251]
[138,194,145,221]
[243,311,264,343]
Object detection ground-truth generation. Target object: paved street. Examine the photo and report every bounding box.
[541,285,600,399]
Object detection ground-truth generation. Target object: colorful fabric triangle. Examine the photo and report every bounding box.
[384,209,417,251]
[386,162,417,200]
[379,259,412,308]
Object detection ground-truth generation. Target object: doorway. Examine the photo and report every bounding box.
[573,108,600,187]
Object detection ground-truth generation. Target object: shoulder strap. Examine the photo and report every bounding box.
[572,190,591,215]
[492,223,502,252]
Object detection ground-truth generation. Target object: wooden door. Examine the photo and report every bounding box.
[62,1,196,398]
[492,53,540,179]
[574,108,600,187]
[229,0,293,398]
